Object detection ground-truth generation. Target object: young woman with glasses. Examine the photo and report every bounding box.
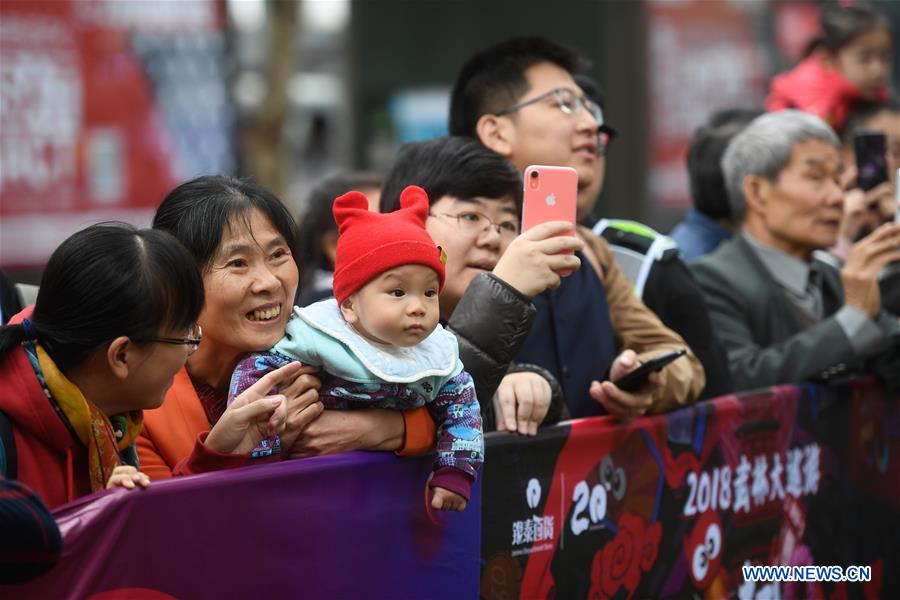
[0,223,206,508]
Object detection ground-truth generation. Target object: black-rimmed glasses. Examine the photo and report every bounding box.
[144,324,202,355]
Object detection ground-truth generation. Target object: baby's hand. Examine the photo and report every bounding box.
[106,465,151,491]
[431,486,467,512]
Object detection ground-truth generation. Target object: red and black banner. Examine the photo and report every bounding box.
[481,379,898,599]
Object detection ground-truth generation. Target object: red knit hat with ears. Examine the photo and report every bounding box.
[332,185,446,304]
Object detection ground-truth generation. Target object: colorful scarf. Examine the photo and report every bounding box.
[25,342,143,492]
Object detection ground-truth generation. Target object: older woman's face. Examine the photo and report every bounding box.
[196,208,298,358]
[425,194,519,318]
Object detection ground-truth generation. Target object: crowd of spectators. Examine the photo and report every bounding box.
[1,0,898,584]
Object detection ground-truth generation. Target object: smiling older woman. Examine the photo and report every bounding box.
[137,176,436,478]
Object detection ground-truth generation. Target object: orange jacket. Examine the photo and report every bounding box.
[137,368,213,480]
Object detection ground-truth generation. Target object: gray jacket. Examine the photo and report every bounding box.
[690,235,900,391]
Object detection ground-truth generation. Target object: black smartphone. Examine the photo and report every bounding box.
[612,348,687,393]
[854,131,889,192]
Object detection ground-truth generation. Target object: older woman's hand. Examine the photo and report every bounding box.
[492,221,584,298]
[493,372,552,435]
[589,350,662,420]
[276,366,325,451]
[286,408,406,458]
[205,362,304,455]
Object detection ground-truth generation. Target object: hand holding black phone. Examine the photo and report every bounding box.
[611,349,687,393]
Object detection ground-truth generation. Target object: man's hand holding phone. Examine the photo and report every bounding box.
[492,220,583,298]
[590,349,686,419]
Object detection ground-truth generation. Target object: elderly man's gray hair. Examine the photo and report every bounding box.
[721,110,840,223]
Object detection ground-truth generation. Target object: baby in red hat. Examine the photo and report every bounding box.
[228,185,483,511]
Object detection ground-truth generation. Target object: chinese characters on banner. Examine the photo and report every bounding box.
[481,380,898,599]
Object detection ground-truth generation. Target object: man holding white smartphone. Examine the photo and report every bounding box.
[449,36,705,422]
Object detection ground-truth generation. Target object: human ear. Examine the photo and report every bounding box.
[106,336,132,381]
[742,174,771,217]
[476,114,514,158]
[339,296,359,324]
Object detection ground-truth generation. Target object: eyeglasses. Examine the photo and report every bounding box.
[494,87,616,155]
[429,211,519,241]
[143,323,202,355]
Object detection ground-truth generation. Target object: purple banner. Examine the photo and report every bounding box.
[3,452,480,599]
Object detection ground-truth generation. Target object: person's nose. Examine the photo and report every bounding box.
[250,263,281,294]
[475,222,502,250]
[575,105,599,134]
[406,296,426,317]
[827,180,845,209]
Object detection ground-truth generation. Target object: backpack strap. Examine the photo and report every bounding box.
[0,410,17,479]
[592,219,679,299]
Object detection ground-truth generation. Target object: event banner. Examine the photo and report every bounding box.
[4,452,480,599]
[480,380,898,599]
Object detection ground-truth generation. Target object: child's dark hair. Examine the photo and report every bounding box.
[297,172,382,295]
[0,223,204,372]
[449,36,589,138]
[816,1,890,54]
[153,175,299,274]
[379,137,523,215]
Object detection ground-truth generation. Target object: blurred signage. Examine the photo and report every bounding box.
[645,0,768,210]
[0,0,233,269]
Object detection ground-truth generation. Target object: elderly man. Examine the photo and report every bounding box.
[691,110,900,391]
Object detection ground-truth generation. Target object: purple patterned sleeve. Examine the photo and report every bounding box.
[227,351,295,458]
[227,351,295,405]
[428,369,484,486]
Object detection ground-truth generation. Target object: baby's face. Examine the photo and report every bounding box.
[340,265,441,347]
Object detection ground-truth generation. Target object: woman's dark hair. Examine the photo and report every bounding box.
[812,1,890,55]
[0,223,204,372]
[153,175,299,274]
[380,137,523,215]
[297,172,382,295]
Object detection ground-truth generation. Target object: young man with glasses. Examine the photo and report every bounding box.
[449,36,705,421]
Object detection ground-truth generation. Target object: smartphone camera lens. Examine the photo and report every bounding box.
[528,169,540,190]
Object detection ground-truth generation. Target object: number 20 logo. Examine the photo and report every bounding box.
[570,481,607,536]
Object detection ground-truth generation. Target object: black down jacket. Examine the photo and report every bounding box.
[446,273,564,430]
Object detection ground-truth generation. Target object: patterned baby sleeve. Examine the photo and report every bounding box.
[428,370,484,480]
